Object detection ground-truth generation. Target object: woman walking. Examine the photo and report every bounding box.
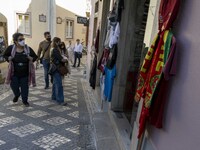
[50,37,68,105]
[3,33,37,107]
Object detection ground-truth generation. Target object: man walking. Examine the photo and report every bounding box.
[37,32,52,89]
[72,39,83,67]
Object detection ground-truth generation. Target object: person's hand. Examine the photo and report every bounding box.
[8,56,13,61]
[27,56,33,61]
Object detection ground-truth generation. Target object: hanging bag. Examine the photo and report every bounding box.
[57,64,68,76]
[40,42,51,64]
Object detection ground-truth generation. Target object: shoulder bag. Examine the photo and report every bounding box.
[40,42,51,64]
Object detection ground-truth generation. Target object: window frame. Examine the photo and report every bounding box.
[16,12,31,36]
[65,19,74,39]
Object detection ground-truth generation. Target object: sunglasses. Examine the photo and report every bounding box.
[18,38,25,42]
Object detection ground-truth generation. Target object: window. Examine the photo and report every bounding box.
[65,20,74,39]
[16,13,31,35]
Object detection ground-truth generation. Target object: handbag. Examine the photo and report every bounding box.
[57,64,68,76]
[78,52,82,58]
[48,63,57,75]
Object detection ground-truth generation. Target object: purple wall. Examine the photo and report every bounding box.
[149,0,200,149]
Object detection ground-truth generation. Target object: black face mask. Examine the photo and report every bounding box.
[46,38,51,41]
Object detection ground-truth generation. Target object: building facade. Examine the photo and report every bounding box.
[0,0,86,53]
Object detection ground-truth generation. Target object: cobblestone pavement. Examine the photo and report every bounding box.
[0,62,97,150]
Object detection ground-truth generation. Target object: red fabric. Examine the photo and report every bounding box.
[149,37,177,128]
[98,48,110,73]
[137,32,165,138]
[136,32,165,109]
[159,0,181,31]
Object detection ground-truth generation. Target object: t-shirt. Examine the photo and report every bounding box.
[13,51,29,77]
[104,65,116,102]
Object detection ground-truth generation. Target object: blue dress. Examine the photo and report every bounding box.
[104,65,116,102]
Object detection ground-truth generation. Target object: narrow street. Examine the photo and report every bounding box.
[0,60,97,150]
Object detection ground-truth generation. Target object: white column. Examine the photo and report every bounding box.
[48,0,56,37]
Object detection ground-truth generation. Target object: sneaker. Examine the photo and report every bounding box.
[23,102,30,107]
[58,102,68,106]
[44,86,49,89]
[13,96,19,103]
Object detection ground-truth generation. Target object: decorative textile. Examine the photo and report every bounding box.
[104,65,116,102]
[149,36,177,128]
[135,30,175,138]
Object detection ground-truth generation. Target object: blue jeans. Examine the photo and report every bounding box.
[52,71,64,103]
[10,76,29,103]
[42,59,50,88]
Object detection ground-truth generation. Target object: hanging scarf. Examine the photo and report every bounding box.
[5,45,36,86]
[135,30,174,138]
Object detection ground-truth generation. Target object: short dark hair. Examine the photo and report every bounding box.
[44,31,50,36]
[13,33,23,42]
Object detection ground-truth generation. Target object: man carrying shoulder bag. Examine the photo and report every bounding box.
[37,31,52,89]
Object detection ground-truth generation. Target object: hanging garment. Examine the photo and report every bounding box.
[135,30,175,138]
[149,36,177,128]
[106,44,118,70]
[100,74,105,101]
[98,48,110,73]
[104,65,117,102]
[89,55,97,89]
[159,0,180,31]
[95,29,100,53]
[109,22,120,48]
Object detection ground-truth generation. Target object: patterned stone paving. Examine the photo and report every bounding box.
[24,110,50,118]
[43,117,71,126]
[0,116,22,128]
[8,124,44,137]
[0,66,96,150]
[32,133,71,149]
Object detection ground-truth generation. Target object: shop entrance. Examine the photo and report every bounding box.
[123,0,150,125]
[0,12,8,62]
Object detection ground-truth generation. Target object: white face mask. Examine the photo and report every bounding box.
[18,40,25,47]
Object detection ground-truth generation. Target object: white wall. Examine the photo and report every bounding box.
[143,0,160,47]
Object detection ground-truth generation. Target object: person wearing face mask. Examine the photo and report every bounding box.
[37,31,52,89]
[50,37,68,105]
[3,33,38,107]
